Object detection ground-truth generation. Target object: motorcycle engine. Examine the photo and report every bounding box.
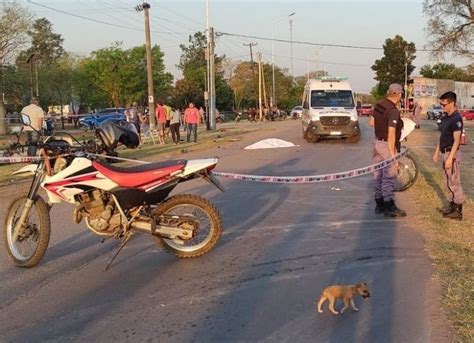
[74,190,122,236]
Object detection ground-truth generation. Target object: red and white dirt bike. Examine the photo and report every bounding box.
[3,114,224,268]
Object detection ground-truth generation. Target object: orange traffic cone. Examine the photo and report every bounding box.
[460,129,466,145]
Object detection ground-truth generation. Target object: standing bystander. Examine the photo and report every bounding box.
[433,92,465,220]
[370,84,406,217]
[169,108,181,144]
[129,102,141,142]
[21,97,44,156]
[184,103,199,143]
[155,101,167,145]
[412,100,422,129]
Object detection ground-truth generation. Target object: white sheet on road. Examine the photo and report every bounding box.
[244,138,299,150]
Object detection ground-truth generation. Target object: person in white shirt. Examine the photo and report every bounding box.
[20,97,44,156]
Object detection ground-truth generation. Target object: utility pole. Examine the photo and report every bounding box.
[204,70,209,130]
[243,42,258,106]
[404,51,408,113]
[243,42,257,64]
[34,58,39,97]
[136,2,156,128]
[26,53,35,99]
[257,53,262,121]
[209,27,216,130]
[307,51,310,81]
[0,61,5,135]
[289,19,293,76]
[262,62,268,110]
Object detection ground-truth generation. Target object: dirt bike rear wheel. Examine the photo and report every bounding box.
[3,195,51,268]
[154,194,222,258]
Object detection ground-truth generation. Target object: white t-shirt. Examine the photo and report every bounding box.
[21,104,44,131]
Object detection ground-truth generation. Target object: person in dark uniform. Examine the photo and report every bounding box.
[433,92,465,220]
[369,83,406,217]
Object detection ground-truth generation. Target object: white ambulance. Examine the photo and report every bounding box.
[301,77,361,143]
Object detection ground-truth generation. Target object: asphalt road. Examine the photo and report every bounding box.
[0,119,441,342]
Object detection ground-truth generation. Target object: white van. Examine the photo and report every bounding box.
[301,77,361,143]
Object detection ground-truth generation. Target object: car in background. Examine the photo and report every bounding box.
[427,105,443,120]
[460,108,474,120]
[359,104,374,116]
[79,108,126,130]
[290,106,303,119]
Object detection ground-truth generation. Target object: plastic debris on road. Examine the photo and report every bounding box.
[244,138,299,150]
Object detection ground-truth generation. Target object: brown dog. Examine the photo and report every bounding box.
[316,283,370,315]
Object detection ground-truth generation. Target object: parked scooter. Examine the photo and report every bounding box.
[4,114,224,268]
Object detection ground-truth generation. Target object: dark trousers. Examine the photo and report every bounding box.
[187,123,197,142]
[26,131,40,157]
[170,123,180,143]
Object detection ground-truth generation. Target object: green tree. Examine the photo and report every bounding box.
[420,63,474,82]
[423,0,474,56]
[14,17,65,110]
[172,78,203,108]
[81,43,172,108]
[177,32,233,110]
[0,1,31,134]
[228,62,257,109]
[21,18,64,65]
[371,35,416,98]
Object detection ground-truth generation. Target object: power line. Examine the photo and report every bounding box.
[26,0,191,36]
[154,1,205,29]
[28,0,146,32]
[216,31,474,53]
[261,53,370,67]
[217,36,369,67]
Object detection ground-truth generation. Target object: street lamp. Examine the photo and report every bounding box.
[271,11,295,108]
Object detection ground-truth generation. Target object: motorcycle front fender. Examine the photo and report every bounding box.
[12,164,37,176]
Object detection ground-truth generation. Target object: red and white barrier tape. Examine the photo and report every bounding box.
[0,156,43,164]
[212,149,408,184]
[0,149,409,185]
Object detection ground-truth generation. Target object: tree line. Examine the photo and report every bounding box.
[1,0,472,134]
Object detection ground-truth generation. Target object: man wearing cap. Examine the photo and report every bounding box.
[433,91,464,220]
[20,97,44,156]
[370,83,406,217]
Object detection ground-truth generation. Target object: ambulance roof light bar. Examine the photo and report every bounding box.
[318,76,348,82]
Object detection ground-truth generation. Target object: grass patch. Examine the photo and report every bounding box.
[408,148,473,342]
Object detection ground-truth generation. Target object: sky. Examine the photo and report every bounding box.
[20,0,471,94]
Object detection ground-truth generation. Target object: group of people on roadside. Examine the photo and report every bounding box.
[123,102,208,146]
[155,102,204,145]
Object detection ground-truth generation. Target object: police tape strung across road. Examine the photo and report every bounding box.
[0,149,408,185]
[212,149,408,184]
[0,155,44,164]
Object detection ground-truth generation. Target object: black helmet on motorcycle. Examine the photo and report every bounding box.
[96,120,140,150]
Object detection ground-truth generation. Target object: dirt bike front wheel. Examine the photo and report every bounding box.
[154,194,222,258]
[394,154,418,192]
[3,195,51,267]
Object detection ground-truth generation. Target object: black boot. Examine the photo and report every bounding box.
[375,198,385,214]
[384,199,407,217]
[443,203,462,221]
[437,201,455,215]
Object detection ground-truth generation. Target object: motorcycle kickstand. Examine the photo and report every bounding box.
[105,231,134,271]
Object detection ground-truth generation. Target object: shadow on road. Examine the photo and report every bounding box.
[325,187,396,343]
[2,160,293,341]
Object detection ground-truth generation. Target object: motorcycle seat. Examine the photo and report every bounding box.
[93,159,187,189]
